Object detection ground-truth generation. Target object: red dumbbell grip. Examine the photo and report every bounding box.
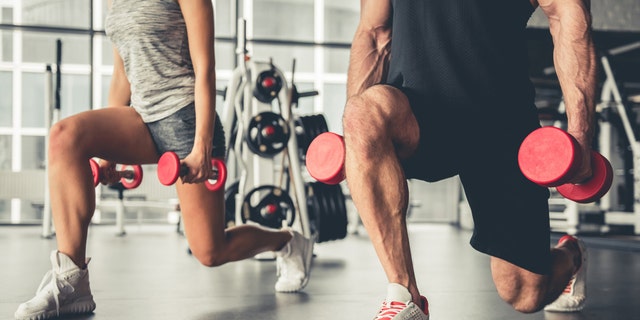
[89,159,143,189]
[556,151,614,203]
[157,152,227,191]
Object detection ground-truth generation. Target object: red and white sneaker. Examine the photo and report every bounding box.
[374,283,430,320]
[545,235,587,312]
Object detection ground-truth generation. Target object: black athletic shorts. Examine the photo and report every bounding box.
[398,87,553,275]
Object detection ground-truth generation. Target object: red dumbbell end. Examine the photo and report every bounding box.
[518,126,582,187]
[89,158,100,187]
[557,151,614,203]
[306,132,346,185]
[158,152,181,186]
[204,158,227,192]
[120,165,143,189]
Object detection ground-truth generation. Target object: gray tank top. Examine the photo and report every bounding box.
[105,0,196,123]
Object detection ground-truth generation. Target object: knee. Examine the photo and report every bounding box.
[342,86,396,144]
[496,285,546,314]
[190,247,228,268]
[49,120,83,160]
[342,96,379,138]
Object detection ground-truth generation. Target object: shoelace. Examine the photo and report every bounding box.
[35,269,74,316]
[374,301,407,320]
[562,276,575,294]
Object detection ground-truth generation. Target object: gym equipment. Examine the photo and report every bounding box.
[89,159,143,189]
[157,151,227,192]
[518,126,613,203]
[596,42,640,234]
[42,39,63,238]
[241,185,295,229]
[225,180,239,228]
[306,182,348,243]
[295,114,329,162]
[253,70,283,103]
[306,132,346,185]
[245,111,290,157]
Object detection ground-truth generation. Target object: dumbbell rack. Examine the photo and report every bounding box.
[596,42,640,235]
[219,19,311,238]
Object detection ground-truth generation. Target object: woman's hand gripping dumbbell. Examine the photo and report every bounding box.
[89,159,144,189]
[157,151,227,191]
[518,126,613,203]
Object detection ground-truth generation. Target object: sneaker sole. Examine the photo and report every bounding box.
[16,299,96,320]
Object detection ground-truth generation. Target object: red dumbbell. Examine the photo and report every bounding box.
[89,159,143,189]
[518,126,613,203]
[157,151,227,192]
[306,132,346,185]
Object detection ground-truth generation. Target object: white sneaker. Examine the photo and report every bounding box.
[374,283,430,320]
[545,235,587,312]
[274,230,314,292]
[15,251,96,320]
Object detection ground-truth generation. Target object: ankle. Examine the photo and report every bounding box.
[556,237,582,272]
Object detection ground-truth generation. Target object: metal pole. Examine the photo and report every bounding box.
[41,65,54,238]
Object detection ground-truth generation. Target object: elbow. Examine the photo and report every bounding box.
[546,1,593,36]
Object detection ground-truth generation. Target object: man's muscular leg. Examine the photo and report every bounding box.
[342,84,422,305]
[492,238,582,313]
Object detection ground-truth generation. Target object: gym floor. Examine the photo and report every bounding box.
[1,223,639,320]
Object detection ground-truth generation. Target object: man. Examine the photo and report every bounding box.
[343,0,595,318]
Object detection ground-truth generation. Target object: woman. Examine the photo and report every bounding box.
[15,1,313,319]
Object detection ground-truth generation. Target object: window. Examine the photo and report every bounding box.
[0,71,11,127]
[22,32,90,65]
[324,0,358,43]
[20,0,90,29]
[252,0,314,41]
[0,135,11,170]
[1,29,12,62]
[21,135,45,170]
[21,72,45,128]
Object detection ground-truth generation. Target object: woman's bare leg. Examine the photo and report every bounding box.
[48,106,159,268]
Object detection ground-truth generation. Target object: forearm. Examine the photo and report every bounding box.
[192,67,216,152]
[346,26,392,98]
[546,2,597,145]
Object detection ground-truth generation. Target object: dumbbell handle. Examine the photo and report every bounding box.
[89,159,143,189]
[157,152,227,192]
[176,165,220,180]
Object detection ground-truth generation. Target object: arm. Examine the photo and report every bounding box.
[347,0,393,98]
[107,47,131,107]
[536,0,597,182]
[177,0,217,183]
[106,0,131,107]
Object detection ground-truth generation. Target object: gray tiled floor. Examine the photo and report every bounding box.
[1,223,639,320]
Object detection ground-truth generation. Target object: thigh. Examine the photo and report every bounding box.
[346,84,421,158]
[176,181,225,253]
[56,106,159,164]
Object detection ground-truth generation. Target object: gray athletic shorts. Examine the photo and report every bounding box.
[145,103,226,159]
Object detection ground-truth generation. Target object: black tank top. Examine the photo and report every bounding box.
[387,0,536,116]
